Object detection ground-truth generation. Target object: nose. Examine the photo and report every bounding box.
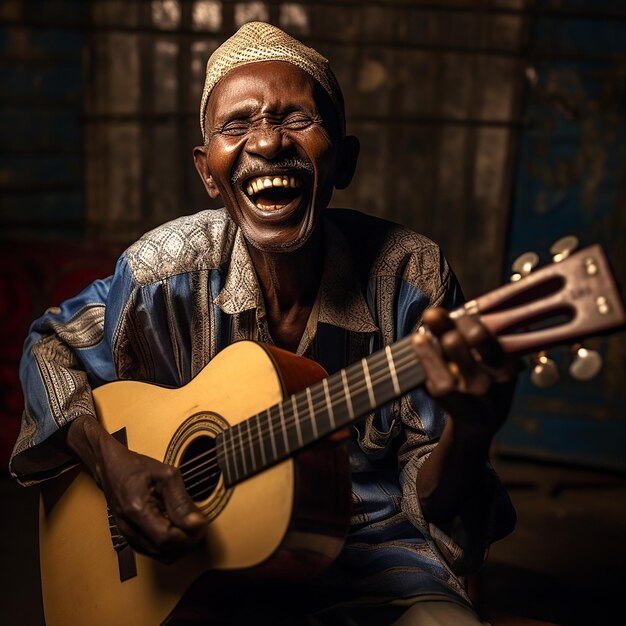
[245,123,288,160]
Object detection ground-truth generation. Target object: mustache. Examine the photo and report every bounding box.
[231,157,314,186]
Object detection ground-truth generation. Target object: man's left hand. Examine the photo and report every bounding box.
[412,307,520,438]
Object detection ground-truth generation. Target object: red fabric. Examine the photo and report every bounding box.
[0,241,124,472]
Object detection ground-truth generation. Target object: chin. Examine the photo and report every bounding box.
[241,221,316,254]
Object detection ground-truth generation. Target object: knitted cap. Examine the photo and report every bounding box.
[200,22,345,139]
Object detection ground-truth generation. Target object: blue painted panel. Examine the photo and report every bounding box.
[496,1,626,471]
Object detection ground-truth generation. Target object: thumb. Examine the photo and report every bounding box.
[159,466,207,535]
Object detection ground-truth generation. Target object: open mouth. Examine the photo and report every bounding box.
[244,174,305,212]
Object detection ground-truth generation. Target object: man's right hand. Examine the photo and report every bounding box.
[65,415,207,562]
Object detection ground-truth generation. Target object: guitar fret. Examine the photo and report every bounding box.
[297,390,315,446]
[279,401,289,453]
[393,340,423,391]
[291,395,304,448]
[238,423,248,477]
[341,369,355,420]
[271,404,288,459]
[266,407,278,462]
[323,378,336,430]
[361,357,376,408]
[385,345,401,395]
[306,386,318,439]
[255,413,267,467]
[246,418,256,471]
[326,374,350,429]
[369,349,397,408]
[344,359,373,419]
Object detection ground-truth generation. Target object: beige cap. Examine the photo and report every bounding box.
[200,22,345,140]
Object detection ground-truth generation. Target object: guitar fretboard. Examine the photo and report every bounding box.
[216,335,425,487]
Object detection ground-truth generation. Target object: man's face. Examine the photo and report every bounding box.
[194,61,356,253]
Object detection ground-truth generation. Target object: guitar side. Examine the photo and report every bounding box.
[38,341,350,626]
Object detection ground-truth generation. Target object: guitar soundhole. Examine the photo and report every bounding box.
[179,435,221,503]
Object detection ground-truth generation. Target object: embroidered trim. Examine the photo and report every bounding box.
[32,336,95,428]
[47,304,105,349]
[125,209,235,285]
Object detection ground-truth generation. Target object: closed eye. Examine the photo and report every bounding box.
[220,121,251,136]
[282,115,314,130]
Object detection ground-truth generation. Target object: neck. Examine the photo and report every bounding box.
[247,226,325,351]
[248,226,324,313]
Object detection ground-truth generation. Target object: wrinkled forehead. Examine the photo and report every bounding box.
[199,22,345,139]
[205,61,343,138]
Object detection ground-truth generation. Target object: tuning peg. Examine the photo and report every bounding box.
[530,351,559,388]
[510,251,539,282]
[550,235,579,263]
[568,344,603,381]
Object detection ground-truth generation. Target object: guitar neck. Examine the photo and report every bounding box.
[217,243,626,487]
[218,335,425,487]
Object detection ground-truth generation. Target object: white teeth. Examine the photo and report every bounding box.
[245,174,302,197]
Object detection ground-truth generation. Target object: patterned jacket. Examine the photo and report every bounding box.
[11,207,514,607]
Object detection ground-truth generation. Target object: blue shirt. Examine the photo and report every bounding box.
[11,207,513,609]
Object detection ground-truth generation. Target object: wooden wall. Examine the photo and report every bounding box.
[82,0,528,297]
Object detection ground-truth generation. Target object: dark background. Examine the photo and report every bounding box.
[1,1,625,625]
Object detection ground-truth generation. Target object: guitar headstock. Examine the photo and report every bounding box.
[452,243,626,355]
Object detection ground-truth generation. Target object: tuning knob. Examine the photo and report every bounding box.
[550,235,579,263]
[530,351,559,388]
[569,344,603,381]
[510,251,539,282]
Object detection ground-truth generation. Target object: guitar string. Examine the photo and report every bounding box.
[181,344,419,495]
[180,343,419,493]
[180,343,418,488]
[183,378,420,496]
[179,342,416,481]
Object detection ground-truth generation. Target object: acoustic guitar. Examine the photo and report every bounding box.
[38,244,625,626]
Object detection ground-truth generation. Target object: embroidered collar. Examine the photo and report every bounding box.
[214,216,378,336]
[214,227,260,313]
[316,218,378,334]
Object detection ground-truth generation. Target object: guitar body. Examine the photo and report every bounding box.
[36,244,626,626]
[39,341,351,626]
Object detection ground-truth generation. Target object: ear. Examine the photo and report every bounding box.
[334,135,360,190]
[193,146,221,199]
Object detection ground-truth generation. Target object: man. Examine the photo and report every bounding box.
[11,22,516,625]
